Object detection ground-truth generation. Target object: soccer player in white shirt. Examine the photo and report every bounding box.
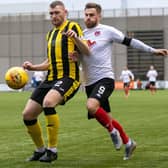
[146,65,158,94]
[120,67,134,97]
[71,2,168,160]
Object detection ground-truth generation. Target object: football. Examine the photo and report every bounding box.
[5,66,29,89]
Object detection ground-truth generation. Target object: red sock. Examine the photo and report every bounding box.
[112,119,129,144]
[125,87,129,96]
[94,107,113,132]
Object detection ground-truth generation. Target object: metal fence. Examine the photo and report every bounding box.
[0,8,168,83]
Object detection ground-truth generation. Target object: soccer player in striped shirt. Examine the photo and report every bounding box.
[22,1,90,163]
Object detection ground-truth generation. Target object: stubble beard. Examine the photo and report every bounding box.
[85,20,97,28]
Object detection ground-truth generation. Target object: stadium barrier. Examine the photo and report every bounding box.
[1,81,168,91]
[115,80,168,90]
[115,81,134,90]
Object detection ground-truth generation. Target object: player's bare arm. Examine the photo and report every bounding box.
[153,49,168,56]
[22,59,49,71]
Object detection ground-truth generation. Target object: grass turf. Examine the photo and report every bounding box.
[0,89,168,168]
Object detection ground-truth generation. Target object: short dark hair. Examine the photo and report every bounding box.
[50,1,65,8]
[85,2,102,14]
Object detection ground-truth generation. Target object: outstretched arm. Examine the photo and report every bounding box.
[22,59,49,71]
[122,37,168,56]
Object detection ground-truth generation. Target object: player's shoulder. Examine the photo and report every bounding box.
[100,24,113,29]
[68,20,82,34]
[68,20,81,27]
[100,24,124,40]
[83,24,116,32]
[100,24,120,32]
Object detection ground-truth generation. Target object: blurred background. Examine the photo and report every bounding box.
[0,0,168,90]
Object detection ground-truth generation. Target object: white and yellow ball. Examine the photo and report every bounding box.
[5,66,29,89]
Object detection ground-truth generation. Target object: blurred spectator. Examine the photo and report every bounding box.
[31,71,46,88]
[146,65,158,94]
[120,66,134,97]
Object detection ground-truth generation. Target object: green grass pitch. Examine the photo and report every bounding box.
[0,89,168,168]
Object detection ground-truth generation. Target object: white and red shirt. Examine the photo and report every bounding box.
[81,24,155,86]
[81,24,125,86]
[120,70,134,83]
[146,69,158,82]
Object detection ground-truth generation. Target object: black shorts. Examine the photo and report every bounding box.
[31,77,80,106]
[85,78,114,118]
[150,81,155,86]
[124,82,130,88]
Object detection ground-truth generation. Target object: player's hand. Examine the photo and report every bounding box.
[154,49,168,56]
[69,51,79,62]
[22,61,33,70]
[62,30,77,38]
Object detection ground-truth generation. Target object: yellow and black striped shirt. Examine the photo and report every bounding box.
[46,20,83,81]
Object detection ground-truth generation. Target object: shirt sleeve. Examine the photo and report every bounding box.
[130,38,156,53]
[106,26,125,43]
